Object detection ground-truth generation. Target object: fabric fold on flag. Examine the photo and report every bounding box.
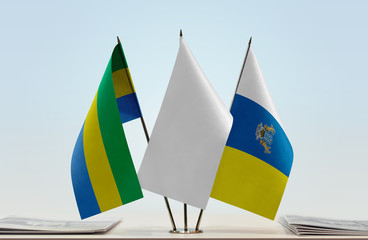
[138,37,233,209]
[71,42,143,219]
[211,47,293,220]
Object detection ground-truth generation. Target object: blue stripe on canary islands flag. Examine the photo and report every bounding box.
[211,94,293,220]
[226,94,293,177]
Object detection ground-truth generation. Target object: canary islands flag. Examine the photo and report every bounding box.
[211,45,293,220]
[71,41,143,219]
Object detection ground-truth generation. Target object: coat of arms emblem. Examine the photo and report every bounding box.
[255,123,275,154]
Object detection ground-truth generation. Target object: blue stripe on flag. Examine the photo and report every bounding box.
[226,94,293,177]
[71,124,101,219]
[116,92,142,124]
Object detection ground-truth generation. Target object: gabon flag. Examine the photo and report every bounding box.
[71,40,143,219]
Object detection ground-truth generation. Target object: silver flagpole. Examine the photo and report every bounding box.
[117,36,177,232]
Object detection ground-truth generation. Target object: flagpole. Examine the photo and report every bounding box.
[184,203,188,232]
[164,195,177,231]
[179,29,204,234]
[179,29,191,233]
[195,209,203,231]
[116,36,177,232]
[230,37,252,106]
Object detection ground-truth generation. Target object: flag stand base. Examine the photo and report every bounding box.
[169,229,203,234]
[165,202,204,234]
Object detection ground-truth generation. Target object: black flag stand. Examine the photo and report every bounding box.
[169,203,203,234]
[117,36,177,232]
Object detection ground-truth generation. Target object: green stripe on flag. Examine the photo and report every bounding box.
[97,58,143,204]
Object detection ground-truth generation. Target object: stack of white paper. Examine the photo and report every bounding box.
[280,215,368,236]
[0,216,119,234]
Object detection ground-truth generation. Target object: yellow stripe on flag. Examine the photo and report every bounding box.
[112,68,135,99]
[211,146,288,220]
[83,93,123,212]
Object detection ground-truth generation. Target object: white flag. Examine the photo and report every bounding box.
[138,37,232,209]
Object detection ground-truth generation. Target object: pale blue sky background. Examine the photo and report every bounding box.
[0,0,368,223]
